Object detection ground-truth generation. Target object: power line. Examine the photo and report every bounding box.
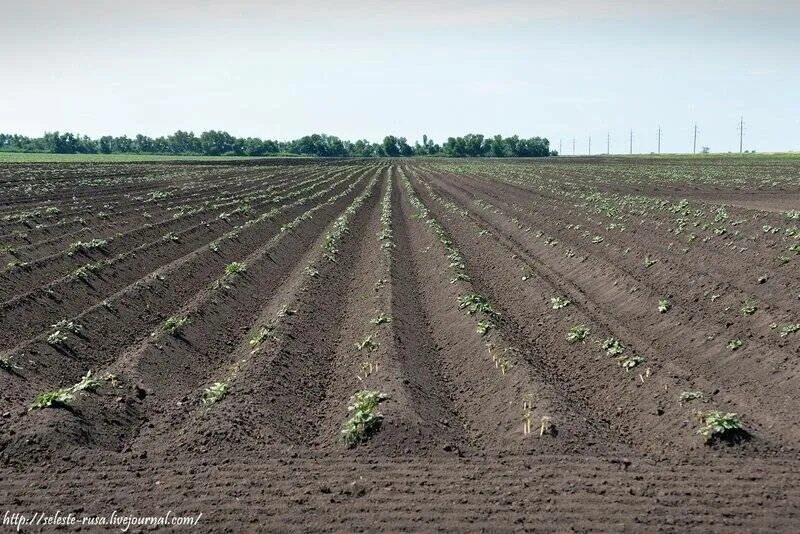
[657,125,662,155]
[738,116,745,154]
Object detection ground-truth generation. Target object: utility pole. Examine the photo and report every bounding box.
[738,116,744,154]
[692,123,698,155]
[657,125,662,154]
[572,137,575,155]
[559,139,562,155]
[629,130,633,155]
[588,136,591,155]
[606,131,611,155]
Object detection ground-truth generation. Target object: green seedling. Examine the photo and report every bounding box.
[0,244,16,255]
[658,299,671,313]
[277,305,297,318]
[203,382,229,405]
[30,371,103,410]
[162,315,190,336]
[679,391,703,403]
[550,296,571,309]
[47,330,69,346]
[601,337,625,357]
[224,262,246,276]
[370,313,391,326]
[740,300,757,316]
[566,324,590,343]
[73,261,105,281]
[476,321,492,336]
[727,339,743,351]
[779,323,800,337]
[617,354,644,371]
[72,370,104,392]
[68,238,108,255]
[697,411,744,442]
[458,293,500,318]
[51,319,84,335]
[340,390,389,447]
[0,356,21,372]
[249,324,277,347]
[31,388,73,409]
[356,335,378,352]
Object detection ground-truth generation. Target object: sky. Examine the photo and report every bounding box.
[1,0,799,153]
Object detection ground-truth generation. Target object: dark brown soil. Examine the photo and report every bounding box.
[1,158,799,532]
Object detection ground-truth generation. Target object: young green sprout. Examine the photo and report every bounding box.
[550,296,571,310]
[202,382,229,405]
[697,411,744,443]
[679,391,703,403]
[47,330,69,346]
[658,299,671,313]
[277,305,297,318]
[340,390,389,447]
[249,324,277,347]
[30,371,104,410]
[356,335,378,352]
[601,337,625,357]
[72,371,104,392]
[68,238,108,256]
[566,324,590,343]
[224,262,247,276]
[162,315,190,336]
[740,300,757,316]
[370,313,392,326]
[727,339,744,351]
[617,354,644,371]
[0,356,21,372]
[73,261,105,281]
[458,293,500,318]
[476,321,492,336]
[779,323,800,337]
[31,388,74,409]
[52,319,84,335]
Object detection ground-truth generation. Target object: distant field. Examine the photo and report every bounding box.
[0,152,301,163]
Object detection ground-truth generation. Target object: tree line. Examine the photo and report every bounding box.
[0,131,554,158]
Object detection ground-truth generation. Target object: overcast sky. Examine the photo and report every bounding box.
[1,0,798,153]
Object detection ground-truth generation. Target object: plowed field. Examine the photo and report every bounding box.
[1,157,799,532]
